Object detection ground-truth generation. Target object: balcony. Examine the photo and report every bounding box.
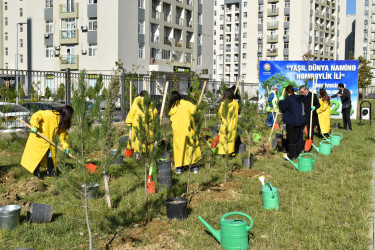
[60,55,79,70]
[59,3,79,18]
[152,11,163,20]
[186,19,193,27]
[176,17,184,25]
[267,48,278,56]
[164,38,172,46]
[267,21,279,30]
[175,40,182,47]
[267,35,278,43]
[60,29,79,44]
[372,37,375,42]
[268,8,279,16]
[186,41,193,49]
[164,14,172,22]
[268,0,279,2]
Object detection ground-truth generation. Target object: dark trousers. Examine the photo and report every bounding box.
[342,108,352,130]
[286,124,302,158]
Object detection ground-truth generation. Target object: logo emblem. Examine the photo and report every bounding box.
[264,63,271,71]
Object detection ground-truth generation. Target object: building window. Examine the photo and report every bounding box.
[243,53,247,59]
[198,14,202,24]
[4,2,7,10]
[138,21,145,34]
[214,40,216,45]
[20,55,23,63]
[162,49,170,60]
[151,48,160,59]
[89,45,97,56]
[89,18,97,31]
[5,32,8,41]
[20,8,23,17]
[243,22,247,28]
[46,21,53,33]
[220,34,223,40]
[219,44,223,50]
[138,44,145,59]
[220,25,223,30]
[5,63,8,69]
[284,43,289,48]
[198,34,202,45]
[197,55,202,66]
[89,0,97,4]
[243,32,247,38]
[242,74,246,79]
[243,12,247,18]
[20,39,23,48]
[61,18,77,38]
[138,0,144,8]
[259,5,264,12]
[243,43,247,49]
[285,2,290,8]
[220,15,223,20]
[258,18,263,24]
[46,0,53,7]
[5,17,8,26]
[46,46,54,58]
[242,63,246,69]
[285,16,290,22]
[5,48,8,56]
[214,30,216,35]
[244,2,247,7]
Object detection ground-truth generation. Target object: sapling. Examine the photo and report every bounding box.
[99,62,122,208]
[69,70,102,250]
[132,92,161,223]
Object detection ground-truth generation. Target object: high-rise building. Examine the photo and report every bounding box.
[0,0,213,93]
[213,0,346,84]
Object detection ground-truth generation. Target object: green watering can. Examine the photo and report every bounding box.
[312,140,333,155]
[252,132,261,142]
[258,176,279,210]
[283,153,316,172]
[198,212,254,250]
[323,132,343,146]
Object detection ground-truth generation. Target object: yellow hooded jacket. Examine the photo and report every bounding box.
[21,110,69,173]
[168,99,202,168]
[126,96,158,153]
[218,100,239,155]
[316,99,331,134]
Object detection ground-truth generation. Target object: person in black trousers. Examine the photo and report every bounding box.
[299,85,320,150]
[279,85,305,160]
[331,83,352,131]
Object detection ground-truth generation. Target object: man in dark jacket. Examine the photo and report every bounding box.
[331,83,352,131]
[279,85,305,159]
[299,85,320,143]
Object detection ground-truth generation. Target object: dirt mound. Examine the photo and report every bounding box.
[0,192,23,207]
[0,150,15,158]
[7,177,43,197]
[0,172,16,184]
[232,168,262,178]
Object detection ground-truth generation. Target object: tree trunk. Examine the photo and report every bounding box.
[103,151,111,209]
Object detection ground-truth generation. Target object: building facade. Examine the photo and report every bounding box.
[0,0,213,94]
[213,0,346,84]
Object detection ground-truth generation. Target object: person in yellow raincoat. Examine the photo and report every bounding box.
[21,105,74,179]
[316,89,331,138]
[168,91,201,174]
[126,91,158,155]
[218,89,239,155]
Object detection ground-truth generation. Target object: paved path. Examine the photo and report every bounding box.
[371,158,375,250]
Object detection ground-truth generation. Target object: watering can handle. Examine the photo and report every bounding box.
[301,153,317,163]
[331,132,343,139]
[266,182,275,198]
[221,212,254,231]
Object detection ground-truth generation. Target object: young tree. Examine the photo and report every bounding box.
[132,93,160,223]
[56,83,65,101]
[358,56,374,97]
[45,86,52,100]
[99,62,122,208]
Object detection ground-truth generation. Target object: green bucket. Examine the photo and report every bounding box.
[319,140,333,155]
[331,132,343,146]
[297,153,316,172]
[253,132,261,142]
[262,182,279,210]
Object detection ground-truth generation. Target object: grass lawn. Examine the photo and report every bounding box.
[0,109,374,249]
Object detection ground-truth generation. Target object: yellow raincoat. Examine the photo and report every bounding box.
[316,99,331,134]
[21,110,69,173]
[218,100,239,155]
[168,99,202,168]
[126,96,158,153]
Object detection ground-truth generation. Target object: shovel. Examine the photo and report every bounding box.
[147,163,155,194]
[304,78,317,151]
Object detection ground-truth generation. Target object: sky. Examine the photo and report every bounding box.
[347,0,356,15]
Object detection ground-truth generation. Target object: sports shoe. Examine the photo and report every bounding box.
[175,167,183,175]
[191,166,200,174]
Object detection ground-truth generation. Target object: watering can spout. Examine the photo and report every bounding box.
[283,153,298,170]
[312,143,319,153]
[198,216,221,243]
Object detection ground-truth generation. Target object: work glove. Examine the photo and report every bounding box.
[30,127,37,134]
[128,126,132,130]
[65,148,69,155]
[311,106,316,111]
[279,96,285,101]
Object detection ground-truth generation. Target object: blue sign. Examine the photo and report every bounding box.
[259,60,359,119]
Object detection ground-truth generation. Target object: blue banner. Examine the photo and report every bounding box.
[259,60,359,119]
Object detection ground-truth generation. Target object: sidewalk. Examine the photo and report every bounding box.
[370,158,375,250]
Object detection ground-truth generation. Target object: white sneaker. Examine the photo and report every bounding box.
[175,167,183,175]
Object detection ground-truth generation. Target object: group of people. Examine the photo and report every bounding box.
[267,83,352,159]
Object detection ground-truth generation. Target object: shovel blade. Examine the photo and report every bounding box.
[147,181,155,194]
[304,138,313,151]
[273,123,279,130]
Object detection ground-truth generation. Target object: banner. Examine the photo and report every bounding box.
[259,60,359,119]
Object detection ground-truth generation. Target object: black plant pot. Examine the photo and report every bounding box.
[237,128,243,135]
[119,136,129,145]
[242,156,254,168]
[110,149,123,165]
[157,160,172,190]
[238,144,247,154]
[165,197,188,220]
[26,203,53,223]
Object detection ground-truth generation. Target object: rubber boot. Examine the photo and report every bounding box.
[33,165,43,180]
[47,164,58,178]
[292,143,301,160]
[286,144,294,161]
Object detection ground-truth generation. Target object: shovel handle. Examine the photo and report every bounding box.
[17,117,76,160]
[159,81,169,124]
[221,212,254,231]
[233,75,242,95]
[197,81,207,106]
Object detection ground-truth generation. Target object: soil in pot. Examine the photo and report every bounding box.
[165,197,188,220]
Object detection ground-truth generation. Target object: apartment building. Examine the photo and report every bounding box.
[213,0,346,84]
[355,0,375,84]
[0,0,213,93]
